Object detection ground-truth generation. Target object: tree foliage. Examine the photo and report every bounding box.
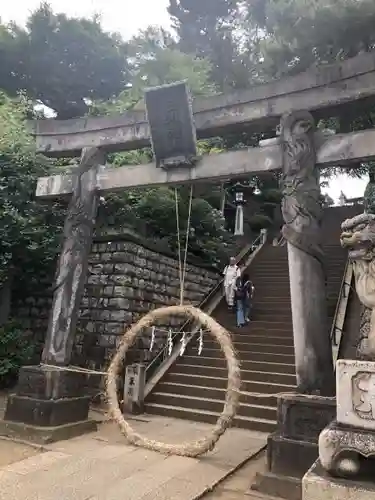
[91,26,217,116]
[242,0,375,79]
[0,3,130,118]
[0,92,64,287]
[168,0,250,90]
[0,320,36,388]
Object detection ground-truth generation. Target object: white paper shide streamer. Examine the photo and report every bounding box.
[180,331,187,356]
[198,328,203,355]
[167,328,173,356]
[149,326,155,352]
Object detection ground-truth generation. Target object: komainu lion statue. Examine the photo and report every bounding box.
[341,213,375,359]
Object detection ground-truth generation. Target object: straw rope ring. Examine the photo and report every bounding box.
[106,304,241,457]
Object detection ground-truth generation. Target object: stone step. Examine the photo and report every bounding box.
[228,330,294,338]
[177,356,296,374]
[253,256,345,265]
[254,260,346,268]
[184,348,295,364]
[203,335,294,346]
[251,471,302,500]
[176,354,295,374]
[249,314,293,322]
[148,392,277,420]
[172,365,296,384]
[215,326,290,335]
[246,303,292,312]
[145,233,347,431]
[216,320,294,330]
[230,321,293,332]
[216,311,293,322]
[219,314,294,323]
[214,311,293,321]
[250,300,292,307]
[155,381,285,405]
[188,341,294,355]
[250,279,343,287]
[250,308,293,316]
[164,372,296,392]
[144,403,277,433]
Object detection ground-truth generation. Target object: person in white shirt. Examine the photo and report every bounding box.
[223,257,240,308]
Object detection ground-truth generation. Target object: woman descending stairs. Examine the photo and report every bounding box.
[145,206,360,432]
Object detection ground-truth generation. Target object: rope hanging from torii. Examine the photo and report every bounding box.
[106,185,241,458]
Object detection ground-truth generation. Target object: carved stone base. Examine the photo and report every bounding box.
[319,421,375,478]
[252,393,336,500]
[336,359,375,431]
[303,460,375,500]
[2,365,97,443]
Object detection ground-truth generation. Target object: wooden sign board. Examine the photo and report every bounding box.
[144,81,197,169]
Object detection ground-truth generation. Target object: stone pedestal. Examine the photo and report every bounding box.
[0,365,97,444]
[252,393,336,500]
[303,460,375,500]
[319,359,375,478]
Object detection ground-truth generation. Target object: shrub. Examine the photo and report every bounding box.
[248,213,273,232]
[0,320,36,388]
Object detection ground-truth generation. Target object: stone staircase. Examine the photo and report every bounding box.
[145,206,361,432]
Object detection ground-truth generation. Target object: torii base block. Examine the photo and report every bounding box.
[251,394,336,500]
[0,365,97,444]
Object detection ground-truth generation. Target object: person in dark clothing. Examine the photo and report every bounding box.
[234,274,254,327]
[241,273,254,323]
[234,276,246,327]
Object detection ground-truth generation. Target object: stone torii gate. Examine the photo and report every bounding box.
[4,52,375,444]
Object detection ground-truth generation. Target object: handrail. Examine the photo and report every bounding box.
[143,230,268,396]
[330,257,354,365]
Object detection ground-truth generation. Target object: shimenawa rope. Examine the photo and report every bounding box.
[105,185,242,457]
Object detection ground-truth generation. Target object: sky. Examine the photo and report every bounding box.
[1,0,369,202]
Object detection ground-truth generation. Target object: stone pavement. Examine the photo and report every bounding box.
[205,449,273,500]
[0,413,267,500]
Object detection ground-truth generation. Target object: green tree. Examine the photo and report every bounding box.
[0,91,65,295]
[0,21,27,98]
[0,3,130,118]
[242,0,375,79]
[168,0,249,90]
[91,26,217,116]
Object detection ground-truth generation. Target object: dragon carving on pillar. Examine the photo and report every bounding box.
[280,110,324,263]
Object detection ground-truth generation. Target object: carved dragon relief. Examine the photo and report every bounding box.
[279,110,335,396]
[42,147,105,365]
[280,110,324,263]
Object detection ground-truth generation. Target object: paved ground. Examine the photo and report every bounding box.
[205,450,272,500]
[0,411,267,500]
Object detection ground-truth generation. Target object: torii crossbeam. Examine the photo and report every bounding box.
[36,128,375,199]
[31,51,375,156]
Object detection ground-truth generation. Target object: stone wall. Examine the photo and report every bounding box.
[11,277,53,360]
[12,233,220,371]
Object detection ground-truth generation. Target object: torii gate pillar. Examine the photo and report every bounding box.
[280,110,335,396]
[1,147,105,443]
[253,111,336,500]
